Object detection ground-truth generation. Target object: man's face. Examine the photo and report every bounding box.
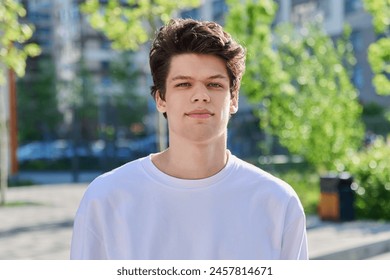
[156,53,238,144]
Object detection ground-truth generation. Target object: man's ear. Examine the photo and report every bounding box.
[230,92,239,114]
[156,91,167,113]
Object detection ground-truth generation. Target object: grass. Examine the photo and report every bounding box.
[0,200,45,208]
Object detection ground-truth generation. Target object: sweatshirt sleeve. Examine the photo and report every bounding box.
[70,195,108,260]
[280,195,309,260]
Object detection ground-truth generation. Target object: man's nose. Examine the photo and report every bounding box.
[191,84,211,103]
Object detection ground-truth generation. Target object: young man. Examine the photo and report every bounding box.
[70,18,308,260]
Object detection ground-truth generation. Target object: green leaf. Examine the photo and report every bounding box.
[24,44,41,57]
[362,0,389,95]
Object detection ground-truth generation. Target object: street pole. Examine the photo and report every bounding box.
[157,113,168,151]
[8,69,18,175]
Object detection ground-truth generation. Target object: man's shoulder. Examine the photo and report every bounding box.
[231,156,275,180]
[97,156,146,180]
[83,156,149,198]
[231,156,296,197]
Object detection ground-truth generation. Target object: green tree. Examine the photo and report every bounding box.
[225,0,293,157]
[17,58,61,143]
[225,0,364,171]
[274,23,364,171]
[81,0,200,50]
[362,0,390,95]
[339,136,390,220]
[0,0,40,205]
[79,0,200,151]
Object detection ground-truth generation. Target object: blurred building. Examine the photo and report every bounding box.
[21,0,53,56]
[22,0,149,138]
[275,0,390,106]
[18,0,389,163]
[19,0,260,157]
[20,0,78,133]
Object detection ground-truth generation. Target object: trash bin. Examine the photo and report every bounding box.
[318,172,354,221]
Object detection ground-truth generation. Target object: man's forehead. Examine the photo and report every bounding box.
[166,53,229,81]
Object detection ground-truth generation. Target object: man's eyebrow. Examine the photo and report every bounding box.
[170,74,228,81]
[170,75,193,81]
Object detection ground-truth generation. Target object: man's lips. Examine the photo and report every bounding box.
[185,109,214,119]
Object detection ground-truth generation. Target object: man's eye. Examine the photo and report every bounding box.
[176,83,191,87]
[208,83,222,88]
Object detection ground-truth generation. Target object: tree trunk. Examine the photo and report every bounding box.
[0,64,9,205]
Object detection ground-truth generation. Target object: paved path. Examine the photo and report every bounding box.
[307,216,390,259]
[1,184,390,260]
[0,184,86,260]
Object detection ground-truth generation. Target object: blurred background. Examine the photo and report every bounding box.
[1,0,389,221]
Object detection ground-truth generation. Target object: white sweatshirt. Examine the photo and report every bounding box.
[70,153,308,260]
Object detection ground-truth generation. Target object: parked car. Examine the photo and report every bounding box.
[17,140,66,163]
[17,135,159,167]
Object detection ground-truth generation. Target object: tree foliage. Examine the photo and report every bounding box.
[0,0,41,205]
[343,137,390,220]
[225,0,294,156]
[225,0,364,171]
[0,0,41,83]
[362,0,390,95]
[80,0,200,50]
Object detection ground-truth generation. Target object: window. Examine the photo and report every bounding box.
[181,8,200,19]
[212,0,228,24]
[291,1,319,25]
[345,0,363,14]
[350,30,363,52]
[101,38,112,50]
[101,61,110,72]
[353,65,364,89]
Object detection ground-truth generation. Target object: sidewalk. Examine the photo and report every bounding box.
[307,216,390,260]
[0,184,85,260]
[1,184,390,260]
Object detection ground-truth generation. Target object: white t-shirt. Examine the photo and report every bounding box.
[70,153,308,259]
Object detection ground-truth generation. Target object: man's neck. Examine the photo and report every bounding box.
[151,139,229,180]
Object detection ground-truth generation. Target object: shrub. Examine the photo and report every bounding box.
[343,137,390,220]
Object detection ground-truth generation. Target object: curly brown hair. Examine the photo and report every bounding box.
[149,18,246,105]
